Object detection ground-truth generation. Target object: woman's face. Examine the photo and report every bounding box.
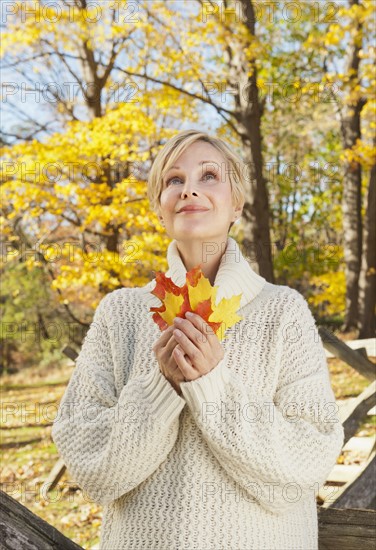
[158,141,241,242]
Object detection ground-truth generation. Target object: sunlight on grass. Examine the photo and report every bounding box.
[328,357,373,399]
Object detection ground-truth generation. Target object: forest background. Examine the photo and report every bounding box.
[1,0,375,372]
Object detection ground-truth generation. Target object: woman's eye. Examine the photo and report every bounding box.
[166,176,181,186]
[166,171,217,186]
[202,171,217,181]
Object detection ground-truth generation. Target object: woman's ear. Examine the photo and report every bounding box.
[233,204,243,221]
[155,205,164,225]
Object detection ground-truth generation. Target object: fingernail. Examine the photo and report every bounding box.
[174,317,183,323]
[185,311,194,317]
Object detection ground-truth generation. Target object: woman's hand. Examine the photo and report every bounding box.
[152,325,192,396]
[172,312,225,382]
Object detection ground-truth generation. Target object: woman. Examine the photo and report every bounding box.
[52,130,344,549]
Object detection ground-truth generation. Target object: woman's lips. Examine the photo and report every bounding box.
[178,209,209,214]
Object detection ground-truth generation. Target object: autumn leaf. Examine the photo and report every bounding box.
[149,264,243,340]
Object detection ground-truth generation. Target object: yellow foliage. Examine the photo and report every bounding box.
[308,271,346,317]
[2,0,374,317]
[340,139,376,170]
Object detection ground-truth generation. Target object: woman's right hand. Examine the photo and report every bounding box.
[152,325,191,396]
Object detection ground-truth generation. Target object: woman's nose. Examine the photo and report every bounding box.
[180,179,199,197]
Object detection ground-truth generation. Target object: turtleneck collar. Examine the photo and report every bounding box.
[140,236,267,312]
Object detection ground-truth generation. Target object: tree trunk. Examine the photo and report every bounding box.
[358,155,376,337]
[340,0,364,331]
[341,150,362,331]
[230,0,274,281]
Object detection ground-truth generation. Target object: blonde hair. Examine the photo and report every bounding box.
[147,129,246,233]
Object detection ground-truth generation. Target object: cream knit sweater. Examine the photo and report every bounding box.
[52,236,344,550]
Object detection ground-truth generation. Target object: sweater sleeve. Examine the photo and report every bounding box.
[51,292,186,506]
[179,291,344,515]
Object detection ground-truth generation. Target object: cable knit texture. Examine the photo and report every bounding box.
[52,237,344,550]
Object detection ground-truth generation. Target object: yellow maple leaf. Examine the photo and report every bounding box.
[159,292,185,325]
[150,265,243,340]
[209,294,243,331]
[187,273,218,310]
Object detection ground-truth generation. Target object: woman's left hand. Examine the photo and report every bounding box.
[172,312,225,382]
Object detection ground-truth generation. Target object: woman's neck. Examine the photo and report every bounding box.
[175,238,228,286]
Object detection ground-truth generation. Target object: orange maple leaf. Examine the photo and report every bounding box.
[149,265,243,340]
